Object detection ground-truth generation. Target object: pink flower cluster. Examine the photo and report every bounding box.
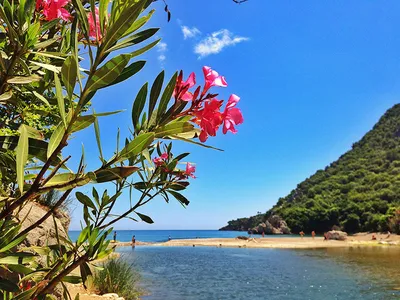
[153,153,196,179]
[36,0,70,21]
[174,66,244,142]
[36,0,102,40]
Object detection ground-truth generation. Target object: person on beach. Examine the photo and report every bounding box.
[113,231,117,242]
[299,231,305,238]
[324,232,329,241]
[132,235,136,247]
[387,231,391,239]
[262,231,265,238]
[311,231,316,239]
[372,233,377,240]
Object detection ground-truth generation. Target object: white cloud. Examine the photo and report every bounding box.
[158,54,166,62]
[194,29,249,58]
[157,42,167,52]
[181,26,201,39]
[156,42,167,63]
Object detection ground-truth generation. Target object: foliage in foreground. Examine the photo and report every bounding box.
[224,104,400,234]
[94,258,141,300]
[0,0,244,298]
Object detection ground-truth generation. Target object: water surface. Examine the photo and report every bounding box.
[117,246,400,300]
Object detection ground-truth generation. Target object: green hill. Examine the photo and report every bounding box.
[222,104,400,234]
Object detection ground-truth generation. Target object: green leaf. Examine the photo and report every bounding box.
[102,0,146,52]
[0,233,27,252]
[93,110,125,117]
[132,82,148,130]
[102,60,145,89]
[54,73,67,128]
[62,275,82,284]
[93,115,104,162]
[116,132,154,163]
[105,28,159,53]
[7,75,41,84]
[155,121,194,138]
[32,91,50,107]
[167,190,190,206]
[62,55,78,99]
[71,115,96,133]
[76,192,96,209]
[99,0,111,32]
[130,39,160,58]
[30,61,61,73]
[33,37,58,49]
[0,253,36,264]
[149,71,164,118]
[16,125,29,193]
[0,277,19,292]
[136,212,154,224]
[85,54,131,99]
[47,123,65,158]
[95,166,139,183]
[157,72,178,121]
[71,0,90,39]
[0,90,13,102]
[121,9,155,39]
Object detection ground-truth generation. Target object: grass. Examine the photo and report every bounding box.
[93,257,142,300]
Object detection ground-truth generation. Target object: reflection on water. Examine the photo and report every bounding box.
[118,246,400,300]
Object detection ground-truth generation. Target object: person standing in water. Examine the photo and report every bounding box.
[131,235,136,247]
[113,231,117,242]
[311,231,316,239]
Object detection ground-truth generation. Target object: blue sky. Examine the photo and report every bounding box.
[69,0,400,230]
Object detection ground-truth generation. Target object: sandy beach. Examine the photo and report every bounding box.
[130,233,400,249]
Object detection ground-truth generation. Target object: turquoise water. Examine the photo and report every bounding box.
[117,246,400,300]
[69,230,249,243]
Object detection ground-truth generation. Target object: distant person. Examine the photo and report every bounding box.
[168,235,171,241]
[387,231,391,239]
[372,233,377,240]
[262,231,265,238]
[131,235,136,246]
[324,232,328,241]
[113,231,117,242]
[311,231,316,239]
[299,231,305,239]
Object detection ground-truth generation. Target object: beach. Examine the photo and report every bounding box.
[110,233,400,249]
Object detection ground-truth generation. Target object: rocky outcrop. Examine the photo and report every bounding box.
[16,201,70,247]
[250,215,291,235]
[326,230,347,241]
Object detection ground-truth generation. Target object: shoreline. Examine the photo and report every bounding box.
[111,233,400,249]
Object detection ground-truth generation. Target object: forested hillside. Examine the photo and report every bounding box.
[222,104,400,233]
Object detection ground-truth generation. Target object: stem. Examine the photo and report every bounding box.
[36,254,89,297]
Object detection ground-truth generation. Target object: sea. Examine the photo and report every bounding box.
[69,230,400,300]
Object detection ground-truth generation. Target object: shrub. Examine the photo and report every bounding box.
[94,258,142,300]
[388,210,400,234]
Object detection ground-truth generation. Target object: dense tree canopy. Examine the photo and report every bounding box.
[223,104,400,234]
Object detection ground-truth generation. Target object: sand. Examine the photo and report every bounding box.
[149,233,400,249]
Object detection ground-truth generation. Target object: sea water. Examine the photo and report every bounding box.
[69,230,250,243]
[117,246,400,300]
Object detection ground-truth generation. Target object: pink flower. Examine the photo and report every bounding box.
[153,152,168,166]
[185,163,196,178]
[37,0,71,21]
[174,72,196,101]
[222,94,244,134]
[202,66,228,94]
[194,99,223,142]
[88,7,102,40]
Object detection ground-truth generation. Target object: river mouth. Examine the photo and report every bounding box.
[117,246,400,300]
